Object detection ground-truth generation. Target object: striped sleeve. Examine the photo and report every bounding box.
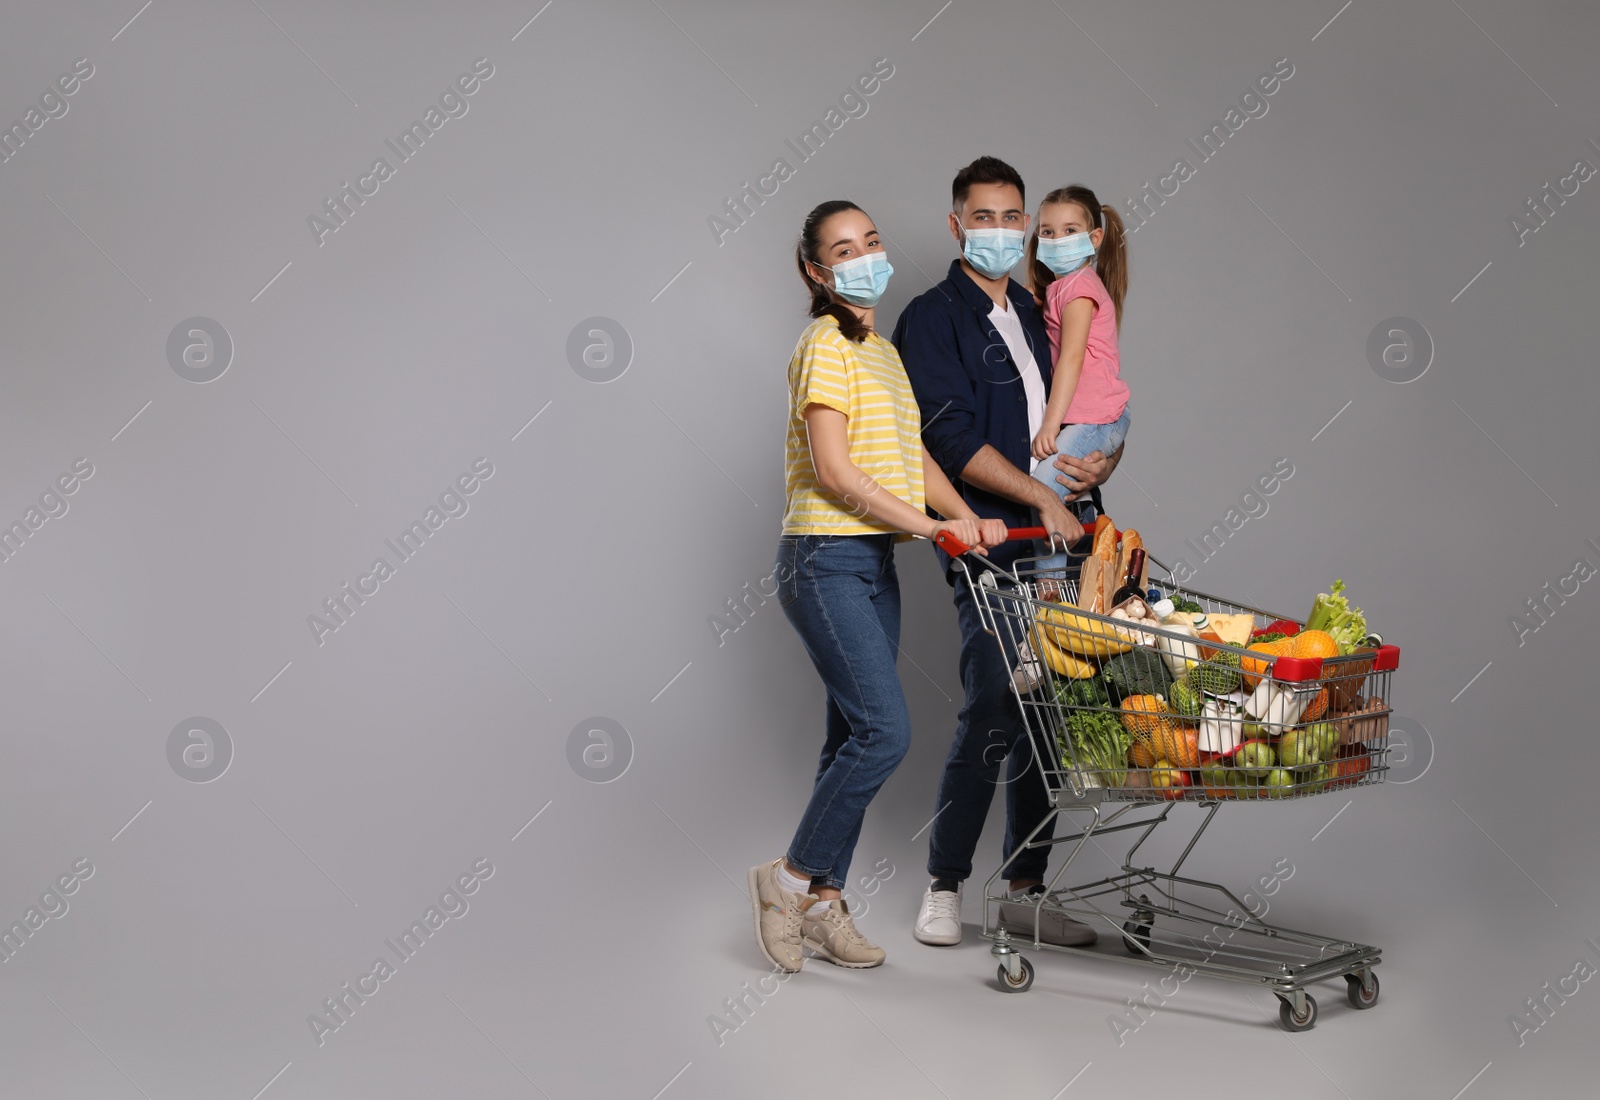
[790,328,852,418]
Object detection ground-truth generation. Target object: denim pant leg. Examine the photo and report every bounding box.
[780,535,911,892]
[805,694,868,893]
[926,569,1053,884]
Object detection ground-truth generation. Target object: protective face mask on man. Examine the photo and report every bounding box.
[1037,231,1096,276]
[960,227,1026,279]
[823,250,893,306]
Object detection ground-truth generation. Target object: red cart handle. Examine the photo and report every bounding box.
[933,525,1051,556]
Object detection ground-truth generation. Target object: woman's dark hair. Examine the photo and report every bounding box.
[952,155,1025,210]
[796,199,872,344]
[1024,185,1129,329]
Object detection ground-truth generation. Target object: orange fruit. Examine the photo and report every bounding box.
[1290,629,1339,660]
[1120,695,1169,736]
[1300,687,1329,722]
[1241,638,1288,691]
[1129,738,1157,769]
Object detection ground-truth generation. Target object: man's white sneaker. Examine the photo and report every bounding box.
[913,880,963,946]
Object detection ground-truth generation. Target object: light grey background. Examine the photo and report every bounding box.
[1,1,1596,1096]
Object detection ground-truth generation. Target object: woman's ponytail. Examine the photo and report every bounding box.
[796,200,871,344]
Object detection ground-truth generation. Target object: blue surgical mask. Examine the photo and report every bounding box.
[1037,231,1096,276]
[822,250,893,306]
[961,227,1026,279]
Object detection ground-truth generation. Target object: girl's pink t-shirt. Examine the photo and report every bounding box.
[1044,266,1130,426]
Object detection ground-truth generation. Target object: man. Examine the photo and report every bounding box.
[892,156,1122,947]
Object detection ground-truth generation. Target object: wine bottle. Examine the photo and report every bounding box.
[1110,548,1147,607]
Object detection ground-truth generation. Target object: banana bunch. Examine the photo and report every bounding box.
[1036,605,1135,660]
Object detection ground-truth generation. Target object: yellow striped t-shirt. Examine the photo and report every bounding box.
[782,315,925,538]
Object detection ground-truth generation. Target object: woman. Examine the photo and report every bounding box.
[749,200,1005,972]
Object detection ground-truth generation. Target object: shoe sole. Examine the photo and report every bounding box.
[913,925,962,946]
[803,936,884,969]
[748,864,802,973]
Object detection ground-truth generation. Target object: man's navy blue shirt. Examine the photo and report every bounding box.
[892,258,1099,574]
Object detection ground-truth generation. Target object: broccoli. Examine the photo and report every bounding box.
[1100,647,1174,703]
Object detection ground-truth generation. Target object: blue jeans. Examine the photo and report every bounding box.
[1029,405,1129,572]
[778,534,912,892]
[927,498,1097,885]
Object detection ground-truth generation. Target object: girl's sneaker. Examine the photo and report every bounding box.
[1012,639,1048,694]
[802,899,885,968]
[748,859,813,973]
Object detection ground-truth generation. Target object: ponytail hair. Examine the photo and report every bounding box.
[796,199,871,344]
[1025,185,1130,330]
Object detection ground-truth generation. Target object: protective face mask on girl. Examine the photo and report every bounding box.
[824,250,893,306]
[1037,231,1096,276]
[960,227,1026,279]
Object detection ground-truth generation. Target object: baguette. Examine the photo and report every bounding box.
[1091,516,1117,562]
[1077,557,1105,613]
[1116,529,1143,585]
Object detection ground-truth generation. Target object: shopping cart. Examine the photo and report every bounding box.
[935,525,1399,1032]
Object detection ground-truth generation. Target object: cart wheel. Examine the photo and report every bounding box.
[1122,921,1152,954]
[1346,971,1379,1009]
[1277,993,1318,1032]
[997,956,1034,993]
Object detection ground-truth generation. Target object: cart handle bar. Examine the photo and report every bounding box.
[934,525,1094,557]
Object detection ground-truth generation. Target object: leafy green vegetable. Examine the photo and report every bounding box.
[1058,707,1132,787]
[1252,631,1289,644]
[1100,648,1173,702]
[1055,676,1111,710]
[1305,579,1370,655]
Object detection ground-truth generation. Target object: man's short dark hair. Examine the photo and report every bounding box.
[952,156,1025,210]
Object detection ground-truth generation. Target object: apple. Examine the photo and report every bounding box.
[1151,761,1191,799]
[1235,739,1275,778]
[1264,768,1296,797]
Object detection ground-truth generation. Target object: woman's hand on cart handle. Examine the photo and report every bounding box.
[934,524,1052,556]
[930,519,989,556]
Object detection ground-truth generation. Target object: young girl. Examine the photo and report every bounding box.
[749,200,1005,973]
[1025,185,1131,574]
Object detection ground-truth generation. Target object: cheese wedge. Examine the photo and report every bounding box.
[1207,613,1255,648]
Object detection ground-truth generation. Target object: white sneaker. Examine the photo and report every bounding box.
[913,880,963,946]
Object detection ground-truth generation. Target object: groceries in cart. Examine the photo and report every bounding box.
[1024,517,1397,802]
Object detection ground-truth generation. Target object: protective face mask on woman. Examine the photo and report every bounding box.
[823,250,893,306]
[1037,231,1096,276]
[960,227,1026,279]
